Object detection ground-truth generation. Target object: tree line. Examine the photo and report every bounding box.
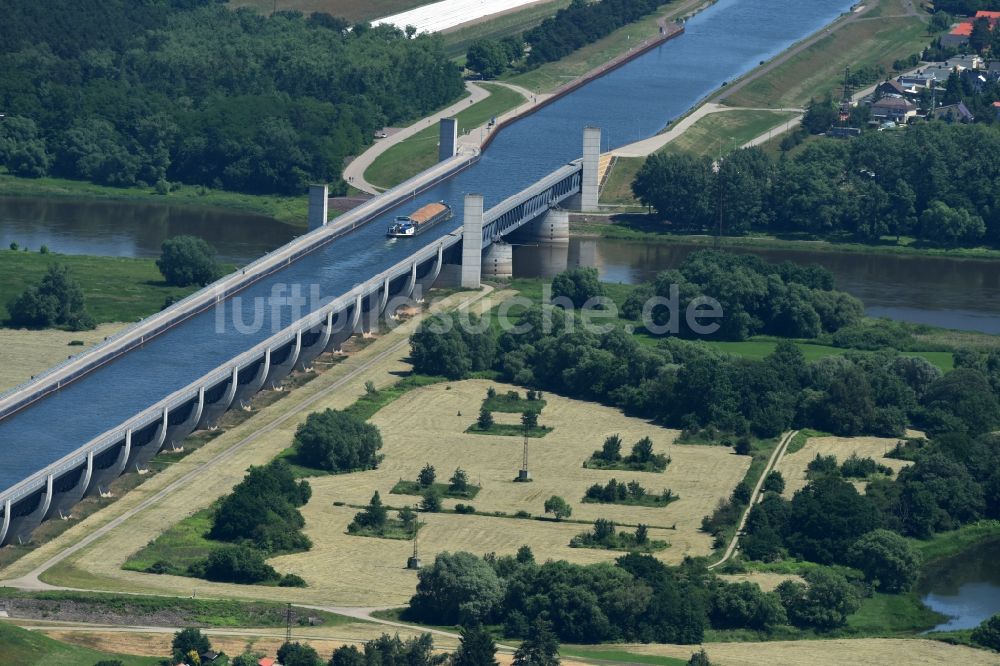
[410,257,1000,440]
[464,0,670,79]
[633,122,1000,246]
[0,0,464,194]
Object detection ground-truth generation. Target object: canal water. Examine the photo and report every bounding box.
[919,539,1000,632]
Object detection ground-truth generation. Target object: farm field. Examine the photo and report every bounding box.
[0,622,160,666]
[773,434,912,498]
[611,637,999,666]
[0,322,124,392]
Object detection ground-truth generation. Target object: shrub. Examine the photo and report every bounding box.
[972,613,1000,651]
[156,235,219,287]
[294,409,383,472]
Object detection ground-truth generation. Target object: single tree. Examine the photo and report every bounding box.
[631,437,654,463]
[544,495,572,521]
[512,617,560,666]
[418,463,437,487]
[521,411,539,429]
[454,624,499,666]
[847,529,920,593]
[156,235,219,287]
[421,489,442,513]
[478,408,494,430]
[762,471,785,494]
[277,641,321,666]
[687,649,712,665]
[635,523,649,545]
[172,628,210,664]
[353,491,388,529]
[601,434,622,461]
[294,409,383,472]
[450,468,470,493]
[399,505,417,531]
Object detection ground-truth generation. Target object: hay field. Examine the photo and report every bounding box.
[774,435,911,498]
[0,323,124,391]
[618,638,1000,666]
[719,572,800,593]
[266,379,747,605]
[2,290,508,603]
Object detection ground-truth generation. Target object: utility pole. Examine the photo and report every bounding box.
[517,425,532,482]
[407,528,422,569]
[285,602,292,643]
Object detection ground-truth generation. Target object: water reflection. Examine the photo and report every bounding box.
[920,540,1000,631]
[0,196,299,264]
[513,237,1000,334]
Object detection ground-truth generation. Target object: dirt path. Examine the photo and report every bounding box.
[707,430,797,570]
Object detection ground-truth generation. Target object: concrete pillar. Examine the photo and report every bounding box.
[47,451,93,520]
[0,498,10,546]
[233,349,271,408]
[117,430,132,475]
[264,331,302,390]
[522,209,570,243]
[461,194,484,289]
[295,312,334,371]
[581,126,601,211]
[3,475,53,545]
[163,387,204,451]
[414,245,444,297]
[439,118,458,162]
[126,409,168,473]
[197,367,239,430]
[307,184,329,231]
[483,241,513,279]
[327,296,362,352]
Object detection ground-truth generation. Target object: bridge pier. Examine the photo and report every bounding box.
[439,118,458,161]
[328,297,362,352]
[1,475,53,545]
[308,184,329,231]
[163,388,204,451]
[483,241,512,279]
[125,410,168,473]
[46,451,93,520]
[295,312,334,371]
[85,433,130,496]
[264,332,302,390]
[518,208,570,244]
[461,194,484,289]
[197,367,239,429]
[234,349,271,408]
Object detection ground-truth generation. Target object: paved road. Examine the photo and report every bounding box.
[707,430,798,570]
[341,82,491,195]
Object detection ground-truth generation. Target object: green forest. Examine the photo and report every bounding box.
[0,0,464,195]
[633,122,1000,247]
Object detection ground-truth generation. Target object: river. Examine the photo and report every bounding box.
[920,539,1000,632]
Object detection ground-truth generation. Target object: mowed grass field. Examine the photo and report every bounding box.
[661,110,799,157]
[0,249,215,325]
[610,637,999,666]
[773,434,912,499]
[0,623,160,666]
[266,379,748,605]
[0,322,125,391]
[365,83,525,189]
[724,15,930,108]
[228,0,429,23]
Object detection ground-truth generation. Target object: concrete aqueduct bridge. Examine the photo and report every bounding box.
[0,127,600,547]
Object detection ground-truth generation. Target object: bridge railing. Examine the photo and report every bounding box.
[0,232,463,505]
[0,153,480,422]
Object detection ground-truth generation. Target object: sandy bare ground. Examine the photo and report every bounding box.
[621,638,1000,666]
[774,435,912,499]
[0,323,125,392]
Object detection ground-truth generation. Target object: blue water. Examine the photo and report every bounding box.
[0,0,854,492]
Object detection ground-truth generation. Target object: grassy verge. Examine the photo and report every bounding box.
[0,172,308,226]
[441,0,571,58]
[723,15,930,108]
[121,507,221,574]
[0,249,227,325]
[390,480,481,500]
[581,493,678,508]
[847,591,947,636]
[662,110,798,157]
[909,521,1000,565]
[466,423,552,437]
[784,428,831,455]
[483,392,546,413]
[571,217,1000,261]
[582,457,669,473]
[600,156,645,208]
[503,0,693,93]
[562,647,688,666]
[347,518,419,541]
[0,622,160,666]
[365,83,525,190]
[0,588,352,628]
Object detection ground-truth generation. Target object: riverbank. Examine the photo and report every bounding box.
[0,249,223,326]
[0,173,309,227]
[571,215,1000,261]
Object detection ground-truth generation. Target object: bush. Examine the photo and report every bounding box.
[198,545,280,584]
[6,263,94,330]
[294,409,383,472]
[776,569,860,630]
[972,613,1000,651]
[847,529,920,593]
[156,235,219,287]
[280,573,308,587]
[454,503,476,514]
[551,266,604,308]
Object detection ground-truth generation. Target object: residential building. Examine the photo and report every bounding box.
[941,21,973,48]
[929,101,975,122]
[871,96,918,123]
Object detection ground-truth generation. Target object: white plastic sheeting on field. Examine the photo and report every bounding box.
[374,0,545,34]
